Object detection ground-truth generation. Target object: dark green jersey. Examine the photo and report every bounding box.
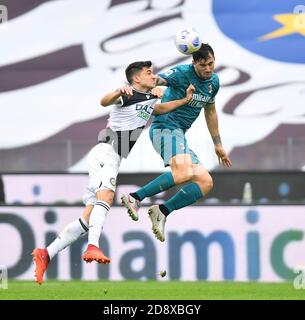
[152,64,220,130]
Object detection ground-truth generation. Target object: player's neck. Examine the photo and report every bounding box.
[131,84,150,93]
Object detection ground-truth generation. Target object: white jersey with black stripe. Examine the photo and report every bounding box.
[108,89,158,131]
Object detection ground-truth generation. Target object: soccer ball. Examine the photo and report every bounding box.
[175,27,202,55]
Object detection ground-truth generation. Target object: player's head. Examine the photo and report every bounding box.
[192,43,215,80]
[125,61,157,91]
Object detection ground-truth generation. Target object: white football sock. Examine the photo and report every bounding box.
[47,217,89,260]
[88,201,110,247]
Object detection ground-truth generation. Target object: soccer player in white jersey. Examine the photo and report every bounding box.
[31,61,194,285]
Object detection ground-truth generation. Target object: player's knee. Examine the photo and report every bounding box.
[96,189,114,206]
[194,173,213,194]
[205,176,214,192]
[200,175,213,194]
[172,168,193,184]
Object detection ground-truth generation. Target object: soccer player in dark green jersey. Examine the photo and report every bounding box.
[121,44,232,242]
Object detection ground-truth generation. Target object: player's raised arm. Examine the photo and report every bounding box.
[153,84,195,115]
[100,86,133,107]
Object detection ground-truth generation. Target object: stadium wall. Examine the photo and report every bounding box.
[1,172,305,205]
[1,205,304,282]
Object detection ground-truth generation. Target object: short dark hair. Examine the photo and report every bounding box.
[125,61,152,84]
[192,43,215,62]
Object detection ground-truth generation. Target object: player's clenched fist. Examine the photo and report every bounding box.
[116,86,133,97]
[151,86,164,98]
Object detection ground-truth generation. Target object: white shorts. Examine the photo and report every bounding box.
[83,143,121,206]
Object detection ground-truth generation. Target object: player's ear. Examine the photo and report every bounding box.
[133,74,140,84]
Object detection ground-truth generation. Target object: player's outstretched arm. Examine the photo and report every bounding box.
[153,84,195,115]
[100,86,133,107]
[204,103,232,168]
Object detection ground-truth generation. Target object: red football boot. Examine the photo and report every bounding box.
[32,248,50,285]
[82,244,111,264]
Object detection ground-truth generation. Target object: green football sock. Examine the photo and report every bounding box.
[163,182,204,214]
[133,172,175,201]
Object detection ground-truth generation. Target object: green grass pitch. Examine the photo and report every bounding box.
[1,280,305,300]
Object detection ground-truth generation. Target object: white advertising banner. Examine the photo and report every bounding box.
[1,205,305,282]
[2,174,87,204]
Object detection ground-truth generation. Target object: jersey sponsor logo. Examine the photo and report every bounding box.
[138,111,150,121]
[136,103,154,120]
[135,103,154,113]
[192,93,212,102]
[213,0,305,63]
[188,93,212,108]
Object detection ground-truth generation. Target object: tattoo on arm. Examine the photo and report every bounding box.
[212,135,222,145]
